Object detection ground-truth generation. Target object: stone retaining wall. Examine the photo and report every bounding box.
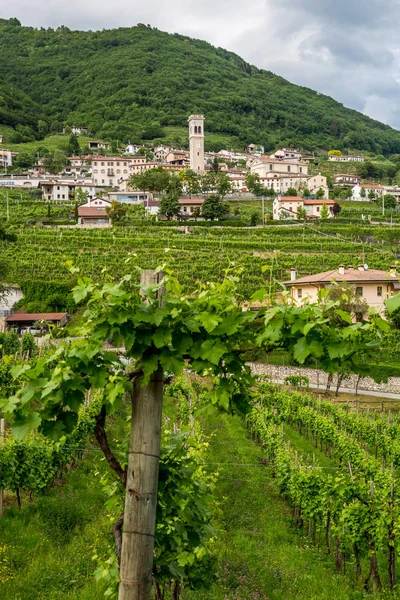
[248,363,400,395]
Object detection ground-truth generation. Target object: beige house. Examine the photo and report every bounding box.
[250,157,308,177]
[273,196,335,220]
[284,265,399,314]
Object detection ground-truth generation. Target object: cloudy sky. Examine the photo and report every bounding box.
[3,0,400,128]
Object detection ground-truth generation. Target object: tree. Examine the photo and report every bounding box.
[43,150,67,174]
[200,172,232,198]
[360,187,366,199]
[368,190,376,201]
[320,203,329,219]
[296,206,307,221]
[315,188,325,199]
[201,194,226,220]
[383,194,397,210]
[179,169,201,197]
[249,211,261,226]
[130,167,171,194]
[329,150,342,156]
[106,200,128,225]
[210,156,220,173]
[14,152,35,169]
[75,188,89,205]
[37,120,49,139]
[331,202,342,216]
[191,207,201,220]
[159,192,181,220]
[302,188,311,198]
[245,173,264,197]
[67,134,81,156]
[284,187,298,197]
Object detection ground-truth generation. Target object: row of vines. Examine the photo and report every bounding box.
[248,382,400,592]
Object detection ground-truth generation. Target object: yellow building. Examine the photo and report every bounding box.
[284,265,399,314]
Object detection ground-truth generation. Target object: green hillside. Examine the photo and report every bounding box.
[1,18,400,153]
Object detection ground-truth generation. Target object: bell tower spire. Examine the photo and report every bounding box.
[188,114,205,172]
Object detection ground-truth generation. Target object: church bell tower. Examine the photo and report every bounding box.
[188,114,205,172]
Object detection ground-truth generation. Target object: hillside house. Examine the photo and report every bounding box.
[179,197,204,218]
[272,148,302,161]
[63,126,88,135]
[77,205,111,226]
[91,156,132,186]
[89,140,110,150]
[6,312,70,333]
[283,265,399,314]
[352,184,385,200]
[334,174,359,185]
[166,150,189,166]
[108,191,153,204]
[328,155,365,162]
[124,144,143,155]
[250,157,308,177]
[273,196,334,220]
[0,149,13,168]
[40,179,96,201]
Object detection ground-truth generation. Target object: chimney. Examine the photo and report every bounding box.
[347,265,353,270]
[290,268,297,281]
[338,265,345,275]
[358,264,364,272]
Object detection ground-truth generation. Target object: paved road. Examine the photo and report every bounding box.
[272,379,400,401]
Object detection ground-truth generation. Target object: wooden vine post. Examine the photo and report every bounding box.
[118,271,165,600]
[0,418,4,517]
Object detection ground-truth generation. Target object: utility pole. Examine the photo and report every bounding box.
[118,270,165,600]
[262,195,264,226]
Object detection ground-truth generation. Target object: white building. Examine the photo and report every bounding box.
[273,196,335,220]
[91,156,131,186]
[250,157,308,177]
[351,184,385,200]
[329,155,365,162]
[0,150,13,168]
[124,144,143,155]
[40,179,96,201]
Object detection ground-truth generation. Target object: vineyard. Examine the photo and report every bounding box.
[1,218,399,300]
[248,382,400,593]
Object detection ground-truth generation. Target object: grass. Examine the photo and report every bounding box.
[0,444,111,599]
[186,408,365,600]
[0,135,91,155]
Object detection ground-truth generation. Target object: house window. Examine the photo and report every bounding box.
[269,164,273,171]
[300,167,302,173]
[377,286,382,297]
[356,287,363,297]
[287,166,291,172]
[297,289,303,299]
[317,207,320,212]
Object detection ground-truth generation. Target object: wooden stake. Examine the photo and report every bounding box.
[118,270,165,600]
[0,418,4,517]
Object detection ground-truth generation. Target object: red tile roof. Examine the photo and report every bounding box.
[303,200,335,205]
[283,268,398,286]
[6,313,69,322]
[277,196,303,202]
[78,207,108,217]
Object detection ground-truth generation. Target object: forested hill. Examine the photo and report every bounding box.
[1,17,400,153]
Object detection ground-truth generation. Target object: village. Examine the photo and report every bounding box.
[1,114,398,227]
